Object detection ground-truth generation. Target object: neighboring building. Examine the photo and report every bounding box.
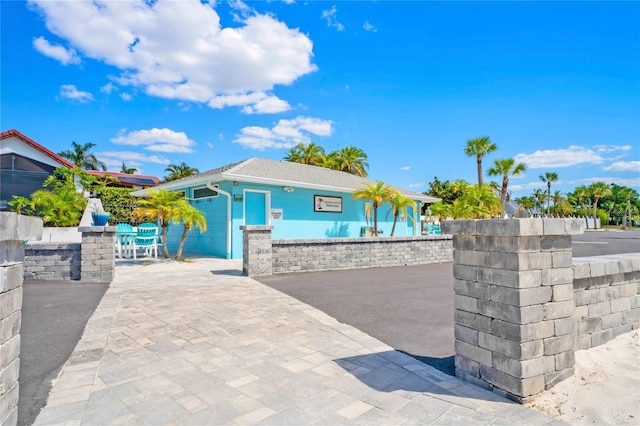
[133,158,440,259]
[0,129,160,210]
[86,170,161,188]
[0,129,76,210]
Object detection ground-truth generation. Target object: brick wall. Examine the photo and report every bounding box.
[21,227,115,282]
[442,218,585,403]
[573,255,640,350]
[272,235,452,274]
[0,213,42,426]
[24,243,81,281]
[443,218,640,404]
[241,226,453,277]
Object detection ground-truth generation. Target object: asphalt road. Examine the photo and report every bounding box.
[258,229,640,376]
[18,281,108,426]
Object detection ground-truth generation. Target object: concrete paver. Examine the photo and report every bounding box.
[34,258,559,425]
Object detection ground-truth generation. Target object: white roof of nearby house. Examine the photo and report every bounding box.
[134,158,440,203]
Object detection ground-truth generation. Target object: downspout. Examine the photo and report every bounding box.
[207,182,232,259]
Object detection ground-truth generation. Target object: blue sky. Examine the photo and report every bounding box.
[2,0,639,197]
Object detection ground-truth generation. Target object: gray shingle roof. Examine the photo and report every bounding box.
[143,158,440,203]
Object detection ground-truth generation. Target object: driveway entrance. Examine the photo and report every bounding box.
[257,262,456,375]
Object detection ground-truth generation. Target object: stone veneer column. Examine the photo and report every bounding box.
[240,225,274,277]
[0,213,42,426]
[441,218,585,403]
[78,226,116,282]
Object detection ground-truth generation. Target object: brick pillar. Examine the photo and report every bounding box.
[240,225,273,277]
[78,226,116,282]
[441,218,585,403]
[0,213,42,426]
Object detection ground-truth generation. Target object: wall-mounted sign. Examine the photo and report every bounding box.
[234,195,243,202]
[314,195,342,213]
[270,208,283,220]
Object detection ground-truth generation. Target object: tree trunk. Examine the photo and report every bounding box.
[500,176,508,213]
[390,212,398,237]
[161,225,170,259]
[373,204,379,236]
[175,226,189,261]
[477,156,483,187]
[592,197,599,229]
[547,182,551,217]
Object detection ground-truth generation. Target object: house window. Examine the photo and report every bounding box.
[173,190,186,198]
[193,185,218,199]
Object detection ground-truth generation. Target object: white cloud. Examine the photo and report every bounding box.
[407,182,423,189]
[603,161,640,172]
[234,116,333,150]
[322,5,344,31]
[514,145,604,169]
[33,36,80,65]
[400,166,411,171]
[206,142,214,148]
[120,92,133,101]
[100,82,115,94]
[363,21,377,32]
[59,84,93,102]
[98,150,171,166]
[111,128,196,153]
[509,182,546,192]
[594,144,632,153]
[575,176,640,188]
[29,0,316,114]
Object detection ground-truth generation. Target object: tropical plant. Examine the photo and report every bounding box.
[539,172,558,216]
[487,158,527,213]
[133,189,185,258]
[164,162,200,182]
[530,189,545,214]
[332,146,369,177]
[514,196,535,217]
[58,141,106,170]
[120,162,137,174]
[453,183,502,219]
[588,182,612,228]
[8,196,33,215]
[352,181,399,236]
[463,136,497,187]
[283,142,325,166]
[428,202,453,222]
[171,201,207,261]
[424,177,466,211]
[386,194,416,236]
[568,185,591,226]
[93,185,140,224]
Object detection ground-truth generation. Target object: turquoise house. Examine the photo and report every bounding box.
[134,158,439,259]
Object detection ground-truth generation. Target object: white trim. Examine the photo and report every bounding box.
[243,189,271,226]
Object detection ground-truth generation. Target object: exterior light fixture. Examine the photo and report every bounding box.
[283,186,294,193]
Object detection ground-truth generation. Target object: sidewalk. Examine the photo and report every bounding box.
[34,258,559,425]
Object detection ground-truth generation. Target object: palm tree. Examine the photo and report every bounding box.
[487,158,527,213]
[283,143,325,166]
[588,182,612,229]
[539,172,558,216]
[571,185,591,226]
[386,194,417,236]
[532,189,547,215]
[463,136,497,187]
[120,162,137,174]
[514,196,535,217]
[352,181,399,236]
[133,189,185,258]
[164,162,199,182]
[333,146,369,177]
[171,201,207,261]
[59,141,106,171]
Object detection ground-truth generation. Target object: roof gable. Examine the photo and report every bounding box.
[0,129,77,169]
